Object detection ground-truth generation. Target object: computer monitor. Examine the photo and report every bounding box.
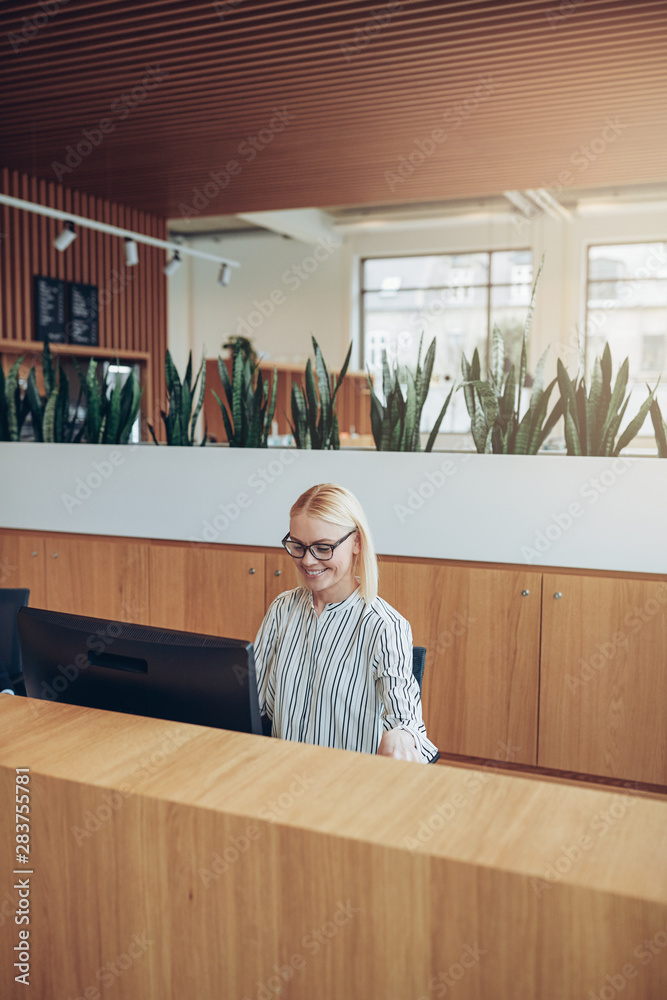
[17,606,262,735]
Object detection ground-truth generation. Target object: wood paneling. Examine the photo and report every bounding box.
[148,542,265,640]
[539,573,667,785]
[2,698,667,1000]
[0,3,665,215]
[0,168,168,438]
[383,561,542,764]
[0,530,46,608]
[42,533,150,624]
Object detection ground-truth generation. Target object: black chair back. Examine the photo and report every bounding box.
[0,588,30,694]
[412,646,426,692]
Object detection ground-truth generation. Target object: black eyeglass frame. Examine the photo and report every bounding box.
[281,529,357,562]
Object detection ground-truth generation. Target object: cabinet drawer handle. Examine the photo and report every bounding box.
[554,592,562,599]
[274,570,282,577]
[521,590,530,597]
[248,567,255,575]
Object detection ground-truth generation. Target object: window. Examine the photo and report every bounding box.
[586,242,667,433]
[362,249,533,434]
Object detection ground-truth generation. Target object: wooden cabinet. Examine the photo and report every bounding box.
[42,533,150,624]
[0,530,47,607]
[2,526,666,785]
[538,573,667,785]
[265,548,297,606]
[148,542,266,640]
[382,560,542,764]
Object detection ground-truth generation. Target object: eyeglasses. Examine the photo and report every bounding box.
[281,529,357,561]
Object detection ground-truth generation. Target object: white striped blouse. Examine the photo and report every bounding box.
[253,586,438,762]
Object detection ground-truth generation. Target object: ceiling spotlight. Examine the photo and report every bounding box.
[124,238,139,266]
[163,251,182,276]
[218,263,232,286]
[53,221,77,251]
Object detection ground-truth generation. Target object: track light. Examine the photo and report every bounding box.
[53,221,76,251]
[163,251,182,276]
[218,263,232,286]
[124,238,139,266]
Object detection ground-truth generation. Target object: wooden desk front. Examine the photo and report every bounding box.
[1,697,666,999]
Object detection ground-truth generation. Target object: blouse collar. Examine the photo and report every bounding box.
[305,585,362,615]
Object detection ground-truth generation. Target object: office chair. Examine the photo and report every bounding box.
[0,588,30,696]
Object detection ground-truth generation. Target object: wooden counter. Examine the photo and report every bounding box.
[1,697,666,999]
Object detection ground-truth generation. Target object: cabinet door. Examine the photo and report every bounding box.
[539,574,667,785]
[0,530,47,608]
[149,543,265,641]
[43,534,150,624]
[264,549,297,608]
[382,561,541,764]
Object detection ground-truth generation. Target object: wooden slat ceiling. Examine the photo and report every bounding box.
[1,0,666,219]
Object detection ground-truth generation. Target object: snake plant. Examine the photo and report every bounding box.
[556,344,657,456]
[25,339,85,443]
[74,356,142,444]
[650,398,667,457]
[212,342,277,447]
[460,260,563,454]
[0,356,29,441]
[289,336,352,449]
[367,335,454,451]
[148,350,206,446]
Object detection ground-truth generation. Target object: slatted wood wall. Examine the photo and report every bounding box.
[0,168,168,429]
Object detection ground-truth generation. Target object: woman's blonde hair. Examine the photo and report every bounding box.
[289,483,378,604]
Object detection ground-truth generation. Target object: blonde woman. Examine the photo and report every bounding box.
[254,483,438,763]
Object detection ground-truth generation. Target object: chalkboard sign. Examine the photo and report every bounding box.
[67,282,99,346]
[33,276,66,342]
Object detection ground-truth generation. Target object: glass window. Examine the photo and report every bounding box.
[362,249,533,434]
[585,242,667,434]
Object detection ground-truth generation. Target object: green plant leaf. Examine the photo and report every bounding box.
[613,386,655,456]
[26,368,44,442]
[425,384,454,451]
[650,397,667,457]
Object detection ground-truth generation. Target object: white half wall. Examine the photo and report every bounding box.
[1,444,665,575]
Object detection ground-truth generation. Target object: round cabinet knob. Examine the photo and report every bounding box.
[248,567,256,575]
[31,551,37,557]
[521,590,530,597]
[554,592,562,599]
[52,553,58,559]
[274,570,282,577]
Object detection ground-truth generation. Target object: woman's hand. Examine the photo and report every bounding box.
[377,728,421,762]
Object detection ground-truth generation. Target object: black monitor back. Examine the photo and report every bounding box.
[17,606,262,735]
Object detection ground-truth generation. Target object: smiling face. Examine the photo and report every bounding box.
[288,512,360,611]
